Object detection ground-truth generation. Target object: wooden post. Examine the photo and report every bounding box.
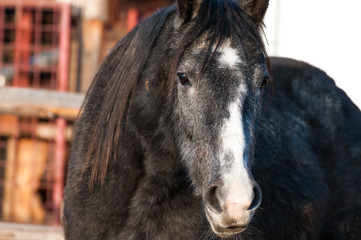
[80,19,104,93]
[2,137,16,222]
[3,139,48,224]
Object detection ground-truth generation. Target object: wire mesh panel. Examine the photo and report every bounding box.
[0,1,70,90]
[0,0,71,226]
[0,115,72,226]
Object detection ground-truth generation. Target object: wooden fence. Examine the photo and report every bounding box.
[0,222,64,240]
[0,87,84,226]
[0,87,84,120]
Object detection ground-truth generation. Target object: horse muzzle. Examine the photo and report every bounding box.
[203,180,262,238]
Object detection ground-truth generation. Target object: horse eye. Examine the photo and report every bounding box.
[177,72,191,86]
[260,76,269,89]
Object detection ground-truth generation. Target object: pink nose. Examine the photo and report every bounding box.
[225,202,250,220]
[204,181,262,221]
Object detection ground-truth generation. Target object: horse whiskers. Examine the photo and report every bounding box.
[245,224,263,235]
[201,227,214,240]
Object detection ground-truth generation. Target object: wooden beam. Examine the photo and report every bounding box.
[0,87,84,120]
[0,222,64,240]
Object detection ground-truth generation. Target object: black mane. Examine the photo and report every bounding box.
[82,6,176,186]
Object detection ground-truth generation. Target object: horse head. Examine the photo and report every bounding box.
[172,0,269,237]
[74,0,270,238]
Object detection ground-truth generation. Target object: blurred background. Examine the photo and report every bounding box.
[0,0,174,234]
[264,0,361,110]
[0,0,359,238]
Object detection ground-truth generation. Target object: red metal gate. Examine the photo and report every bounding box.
[0,0,70,90]
[0,0,71,226]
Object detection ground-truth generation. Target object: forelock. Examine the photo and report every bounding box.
[171,0,266,77]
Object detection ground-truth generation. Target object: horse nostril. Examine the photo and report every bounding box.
[204,184,223,213]
[248,183,262,211]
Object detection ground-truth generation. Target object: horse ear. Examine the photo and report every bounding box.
[177,0,203,21]
[238,0,269,24]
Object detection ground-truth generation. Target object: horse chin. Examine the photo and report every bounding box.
[204,205,252,238]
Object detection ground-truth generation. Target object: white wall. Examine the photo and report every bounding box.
[264,0,361,109]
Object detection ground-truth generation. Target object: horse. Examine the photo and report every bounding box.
[63,0,361,239]
[251,57,361,239]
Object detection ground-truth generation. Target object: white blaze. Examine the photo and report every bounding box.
[218,86,254,215]
[218,42,253,209]
[218,41,243,69]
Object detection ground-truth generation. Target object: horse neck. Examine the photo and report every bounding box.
[125,26,186,187]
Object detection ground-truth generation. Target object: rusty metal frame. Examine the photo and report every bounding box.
[0,0,71,226]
